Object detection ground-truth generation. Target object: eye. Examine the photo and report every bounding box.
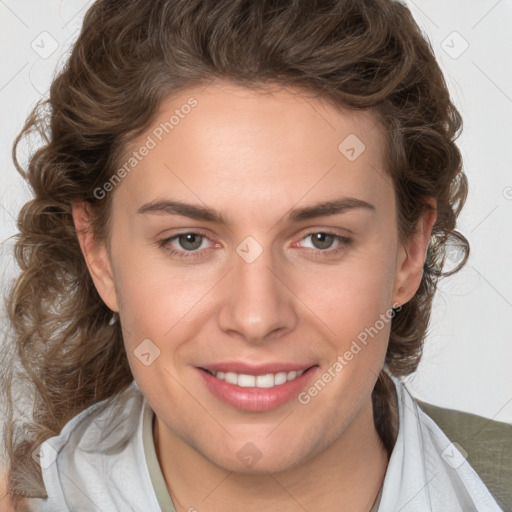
[158,231,214,259]
[297,231,352,255]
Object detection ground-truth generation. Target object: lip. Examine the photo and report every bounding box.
[196,364,319,412]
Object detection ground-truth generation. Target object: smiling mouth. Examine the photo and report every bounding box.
[201,367,312,388]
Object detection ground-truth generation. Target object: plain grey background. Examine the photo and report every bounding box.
[0,0,511,423]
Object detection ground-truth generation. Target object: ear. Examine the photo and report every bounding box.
[393,198,437,306]
[72,201,119,312]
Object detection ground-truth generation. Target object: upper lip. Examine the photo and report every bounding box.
[199,361,317,376]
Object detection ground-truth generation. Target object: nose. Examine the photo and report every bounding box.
[217,242,298,345]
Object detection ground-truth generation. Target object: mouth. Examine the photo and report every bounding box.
[196,364,319,411]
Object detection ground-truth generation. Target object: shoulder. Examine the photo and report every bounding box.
[25,382,159,511]
[416,399,512,511]
[47,381,144,459]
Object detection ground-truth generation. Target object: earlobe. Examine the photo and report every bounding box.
[72,201,119,312]
[393,199,437,306]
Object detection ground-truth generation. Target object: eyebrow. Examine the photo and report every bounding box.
[136,197,375,224]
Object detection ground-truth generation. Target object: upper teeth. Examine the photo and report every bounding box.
[211,370,305,388]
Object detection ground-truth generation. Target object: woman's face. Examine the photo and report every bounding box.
[76,81,433,473]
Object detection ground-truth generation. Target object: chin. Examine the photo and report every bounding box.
[197,435,319,475]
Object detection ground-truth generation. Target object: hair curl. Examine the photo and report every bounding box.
[1,0,468,506]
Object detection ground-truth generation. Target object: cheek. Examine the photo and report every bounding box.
[295,243,396,334]
[296,267,394,422]
[113,244,213,334]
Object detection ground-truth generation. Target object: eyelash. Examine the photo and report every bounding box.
[157,230,352,260]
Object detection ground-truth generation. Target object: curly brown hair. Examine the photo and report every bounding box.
[1,0,468,506]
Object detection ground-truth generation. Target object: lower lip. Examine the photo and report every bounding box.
[197,366,318,412]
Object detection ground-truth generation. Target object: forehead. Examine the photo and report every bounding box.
[115,81,392,221]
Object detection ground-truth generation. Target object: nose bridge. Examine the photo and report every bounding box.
[218,235,296,343]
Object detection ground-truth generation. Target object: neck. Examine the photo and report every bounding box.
[154,398,390,512]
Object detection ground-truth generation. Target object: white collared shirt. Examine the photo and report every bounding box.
[25,376,503,511]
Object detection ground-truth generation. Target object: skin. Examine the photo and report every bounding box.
[73,81,436,512]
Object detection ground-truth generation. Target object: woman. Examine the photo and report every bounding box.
[1,0,509,510]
